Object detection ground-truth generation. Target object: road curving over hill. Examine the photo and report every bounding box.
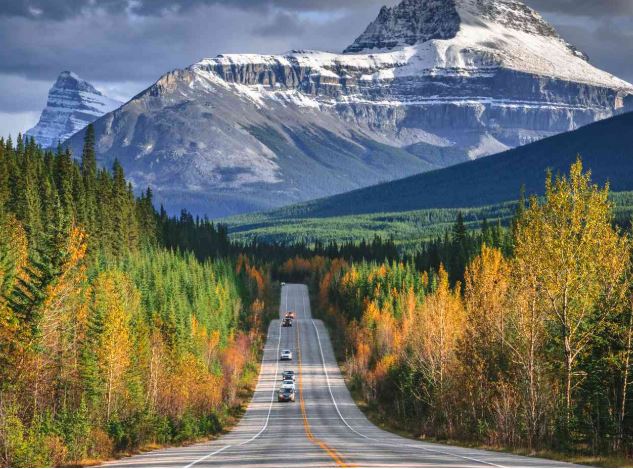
[103,284,580,468]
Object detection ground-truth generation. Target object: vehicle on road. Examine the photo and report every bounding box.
[282,379,295,390]
[280,349,293,361]
[282,370,295,381]
[285,311,296,319]
[278,383,295,402]
[281,282,286,286]
[282,317,293,327]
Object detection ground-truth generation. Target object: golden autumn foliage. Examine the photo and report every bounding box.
[309,160,633,453]
[0,235,269,466]
[405,266,464,422]
[91,270,137,419]
[514,160,630,422]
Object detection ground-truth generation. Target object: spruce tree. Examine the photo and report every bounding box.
[0,139,8,211]
[81,124,98,236]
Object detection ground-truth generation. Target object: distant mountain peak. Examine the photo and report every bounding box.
[26,71,121,148]
[53,70,101,94]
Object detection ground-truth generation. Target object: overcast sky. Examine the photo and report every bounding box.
[2,0,633,138]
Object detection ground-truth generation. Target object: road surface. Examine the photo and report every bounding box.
[104,284,579,467]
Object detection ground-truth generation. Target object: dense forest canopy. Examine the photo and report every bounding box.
[0,127,271,466]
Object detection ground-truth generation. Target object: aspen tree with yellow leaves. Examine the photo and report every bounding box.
[307,159,633,458]
[405,266,464,434]
[514,159,629,428]
[91,271,136,420]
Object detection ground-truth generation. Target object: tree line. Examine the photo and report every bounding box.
[0,128,271,466]
[283,160,633,460]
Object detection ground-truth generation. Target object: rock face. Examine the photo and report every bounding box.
[65,0,633,218]
[344,0,461,53]
[27,71,121,148]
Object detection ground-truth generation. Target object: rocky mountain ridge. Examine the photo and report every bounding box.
[64,0,633,218]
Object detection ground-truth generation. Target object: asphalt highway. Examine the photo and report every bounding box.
[103,284,579,468]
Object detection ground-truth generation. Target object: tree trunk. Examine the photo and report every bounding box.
[528,296,537,450]
[564,335,573,426]
[618,296,633,449]
[562,285,572,428]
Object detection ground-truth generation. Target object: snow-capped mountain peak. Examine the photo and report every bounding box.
[342,0,630,91]
[345,0,564,53]
[26,71,122,148]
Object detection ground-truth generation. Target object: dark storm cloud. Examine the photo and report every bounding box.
[525,0,633,17]
[3,0,632,21]
[1,0,386,20]
[0,1,384,85]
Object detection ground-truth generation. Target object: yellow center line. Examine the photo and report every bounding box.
[296,318,352,467]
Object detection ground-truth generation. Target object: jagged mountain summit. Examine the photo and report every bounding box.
[345,0,582,55]
[65,0,633,218]
[27,71,121,148]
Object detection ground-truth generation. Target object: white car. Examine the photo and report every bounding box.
[282,379,295,390]
[280,349,293,361]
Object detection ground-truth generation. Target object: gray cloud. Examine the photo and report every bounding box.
[555,18,633,81]
[1,0,388,20]
[525,0,633,17]
[0,75,50,113]
[254,11,306,38]
[0,2,382,83]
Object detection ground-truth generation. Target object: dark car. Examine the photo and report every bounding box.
[282,370,295,381]
[282,317,293,327]
[278,384,295,402]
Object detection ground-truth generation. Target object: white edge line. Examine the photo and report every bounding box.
[309,303,504,468]
[184,287,286,467]
[183,445,231,469]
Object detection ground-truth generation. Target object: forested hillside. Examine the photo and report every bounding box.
[0,127,271,466]
[247,110,633,220]
[225,192,633,248]
[280,161,633,461]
